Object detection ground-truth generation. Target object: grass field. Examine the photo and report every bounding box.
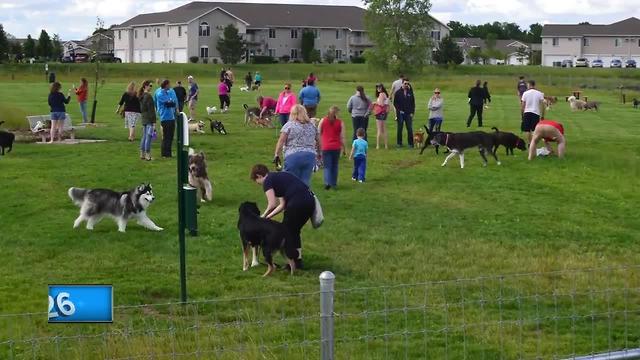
[0,64,639,359]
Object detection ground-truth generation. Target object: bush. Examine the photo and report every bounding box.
[351,56,366,64]
[202,58,209,64]
[279,55,290,63]
[189,56,199,64]
[212,58,218,64]
[252,55,276,64]
[338,60,346,64]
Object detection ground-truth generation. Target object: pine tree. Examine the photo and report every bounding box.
[0,24,8,63]
[36,30,52,59]
[216,24,245,64]
[301,30,315,63]
[24,35,36,58]
[432,36,464,65]
[51,34,63,60]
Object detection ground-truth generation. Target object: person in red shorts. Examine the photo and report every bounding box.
[528,119,566,160]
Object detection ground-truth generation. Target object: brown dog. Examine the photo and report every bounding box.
[188,149,213,202]
[413,131,425,149]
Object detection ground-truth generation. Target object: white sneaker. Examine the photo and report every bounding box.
[358,180,364,183]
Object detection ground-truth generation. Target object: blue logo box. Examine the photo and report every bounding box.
[48,285,113,323]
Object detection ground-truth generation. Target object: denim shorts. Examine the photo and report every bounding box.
[51,112,66,121]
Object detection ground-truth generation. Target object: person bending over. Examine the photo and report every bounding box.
[528,119,566,160]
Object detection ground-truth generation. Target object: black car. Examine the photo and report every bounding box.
[60,56,74,63]
[625,59,637,68]
[91,53,122,63]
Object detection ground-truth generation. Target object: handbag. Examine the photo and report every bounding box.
[373,103,388,116]
[310,194,324,229]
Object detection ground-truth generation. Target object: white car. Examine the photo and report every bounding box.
[575,58,589,67]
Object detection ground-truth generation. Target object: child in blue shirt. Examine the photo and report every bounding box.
[349,128,368,183]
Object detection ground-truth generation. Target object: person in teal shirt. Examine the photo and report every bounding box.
[349,128,368,183]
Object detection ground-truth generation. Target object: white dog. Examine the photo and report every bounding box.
[206,106,218,115]
[239,86,250,92]
[567,96,586,111]
[188,120,206,134]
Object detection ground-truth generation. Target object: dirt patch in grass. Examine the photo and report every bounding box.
[390,158,422,169]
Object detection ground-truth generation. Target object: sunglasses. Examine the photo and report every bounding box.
[284,87,290,90]
[434,91,440,94]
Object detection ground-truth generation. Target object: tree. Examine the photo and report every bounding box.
[432,36,463,65]
[364,0,433,74]
[467,47,482,64]
[51,34,63,60]
[527,23,543,43]
[36,30,52,59]
[485,33,497,50]
[216,24,245,64]
[515,46,530,65]
[323,45,336,64]
[10,41,23,61]
[24,35,36,58]
[447,21,471,38]
[301,30,315,63]
[0,24,8,63]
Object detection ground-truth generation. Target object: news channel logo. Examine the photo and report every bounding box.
[48,285,113,323]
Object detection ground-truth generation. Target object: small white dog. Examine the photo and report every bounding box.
[206,106,218,115]
[188,120,206,134]
[567,96,586,111]
[239,86,250,92]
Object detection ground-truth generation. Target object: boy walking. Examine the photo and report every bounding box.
[349,128,368,183]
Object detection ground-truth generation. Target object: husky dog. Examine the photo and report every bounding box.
[68,184,163,232]
[188,149,213,202]
[188,120,206,134]
[206,106,218,115]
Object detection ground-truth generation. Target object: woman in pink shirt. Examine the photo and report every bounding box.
[218,80,230,113]
[275,83,296,126]
[257,95,277,119]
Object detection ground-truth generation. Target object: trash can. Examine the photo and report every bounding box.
[48,72,56,83]
[183,185,198,236]
[553,61,561,67]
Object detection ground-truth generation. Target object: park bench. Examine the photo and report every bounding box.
[26,114,76,143]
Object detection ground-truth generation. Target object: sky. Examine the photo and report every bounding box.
[1,0,640,40]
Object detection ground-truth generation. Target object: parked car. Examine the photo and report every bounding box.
[625,59,637,68]
[91,53,122,63]
[575,58,589,67]
[60,56,74,63]
[591,59,603,68]
[610,59,623,68]
[561,59,573,68]
[74,54,90,63]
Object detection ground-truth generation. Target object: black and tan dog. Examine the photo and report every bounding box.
[209,119,227,134]
[0,121,15,157]
[429,130,500,168]
[243,104,273,127]
[188,149,213,202]
[420,125,451,155]
[491,127,526,155]
[237,202,297,276]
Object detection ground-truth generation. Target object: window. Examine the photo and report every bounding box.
[134,30,138,39]
[291,29,298,39]
[290,48,298,59]
[582,38,590,46]
[144,29,147,39]
[312,29,319,38]
[269,28,276,38]
[615,38,620,47]
[268,49,276,57]
[200,46,209,58]
[178,26,182,37]
[118,30,121,40]
[336,49,343,60]
[336,30,341,39]
[430,30,441,41]
[552,38,559,46]
[167,27,169,37]
[199,22,210,37]
[156,28,160,38]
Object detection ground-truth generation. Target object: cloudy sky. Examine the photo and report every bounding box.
[2,0,639,40]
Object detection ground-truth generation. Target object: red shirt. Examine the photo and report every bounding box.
[75,85,88,102]
[260,97,277,111]
[320,117,343,151]
[537,120,564,141]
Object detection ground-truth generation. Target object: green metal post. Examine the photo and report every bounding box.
[177,112,187,303]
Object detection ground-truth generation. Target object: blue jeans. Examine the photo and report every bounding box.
[278,113,289,126]
[322,150,340,187]
[428,117,443,133]
[352,116,369,140]
[352,155,367,181]
[140,124,154,152]
[284,151,316,186]
[397,112,413,146]
[79,101,88,123]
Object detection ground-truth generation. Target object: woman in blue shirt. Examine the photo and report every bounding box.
[156,79,178,158]
[48,82,71,143]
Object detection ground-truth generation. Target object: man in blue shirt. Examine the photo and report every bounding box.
[298,80,321,117]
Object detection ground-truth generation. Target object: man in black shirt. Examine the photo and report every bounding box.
[173,81,187,113]
[393,79,416,147]
[467,80,485,127]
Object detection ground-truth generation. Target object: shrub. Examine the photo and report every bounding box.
[253,55,276,64]
[351,56,366,64]
[189,56,199,64]
[212,58,218,64]
[202,58,209,64]
[279,55,291,63]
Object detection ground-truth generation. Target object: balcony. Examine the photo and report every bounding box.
[349,36,373,46]
[245,34,267,44]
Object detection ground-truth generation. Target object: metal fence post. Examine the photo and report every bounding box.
[320,271,335,360]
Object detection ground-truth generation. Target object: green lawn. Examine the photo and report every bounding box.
[0,64,639,359]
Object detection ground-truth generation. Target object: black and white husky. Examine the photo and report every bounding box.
[68,184,163,232]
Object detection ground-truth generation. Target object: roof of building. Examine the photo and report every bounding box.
[115,1,450,31]
[455,38,534,54]
[541,17,640,37]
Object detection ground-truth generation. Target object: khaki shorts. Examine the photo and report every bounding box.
[189,99,198,111]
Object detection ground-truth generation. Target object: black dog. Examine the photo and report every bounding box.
[633,98,639,109]
[429,130,500,168]
[0,121,15,157]
[209,119,227,134]
[491,127,526,156]
[420,125,451,155]
[237,202,296,276]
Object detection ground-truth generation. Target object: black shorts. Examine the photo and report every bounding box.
[521,112,540,132]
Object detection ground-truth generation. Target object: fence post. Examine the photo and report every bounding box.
[319,271,335,360]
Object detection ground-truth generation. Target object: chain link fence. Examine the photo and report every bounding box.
[2,265,639,359]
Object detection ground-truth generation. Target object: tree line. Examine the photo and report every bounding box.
[447,21,543,44]
[0,25,63,62]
